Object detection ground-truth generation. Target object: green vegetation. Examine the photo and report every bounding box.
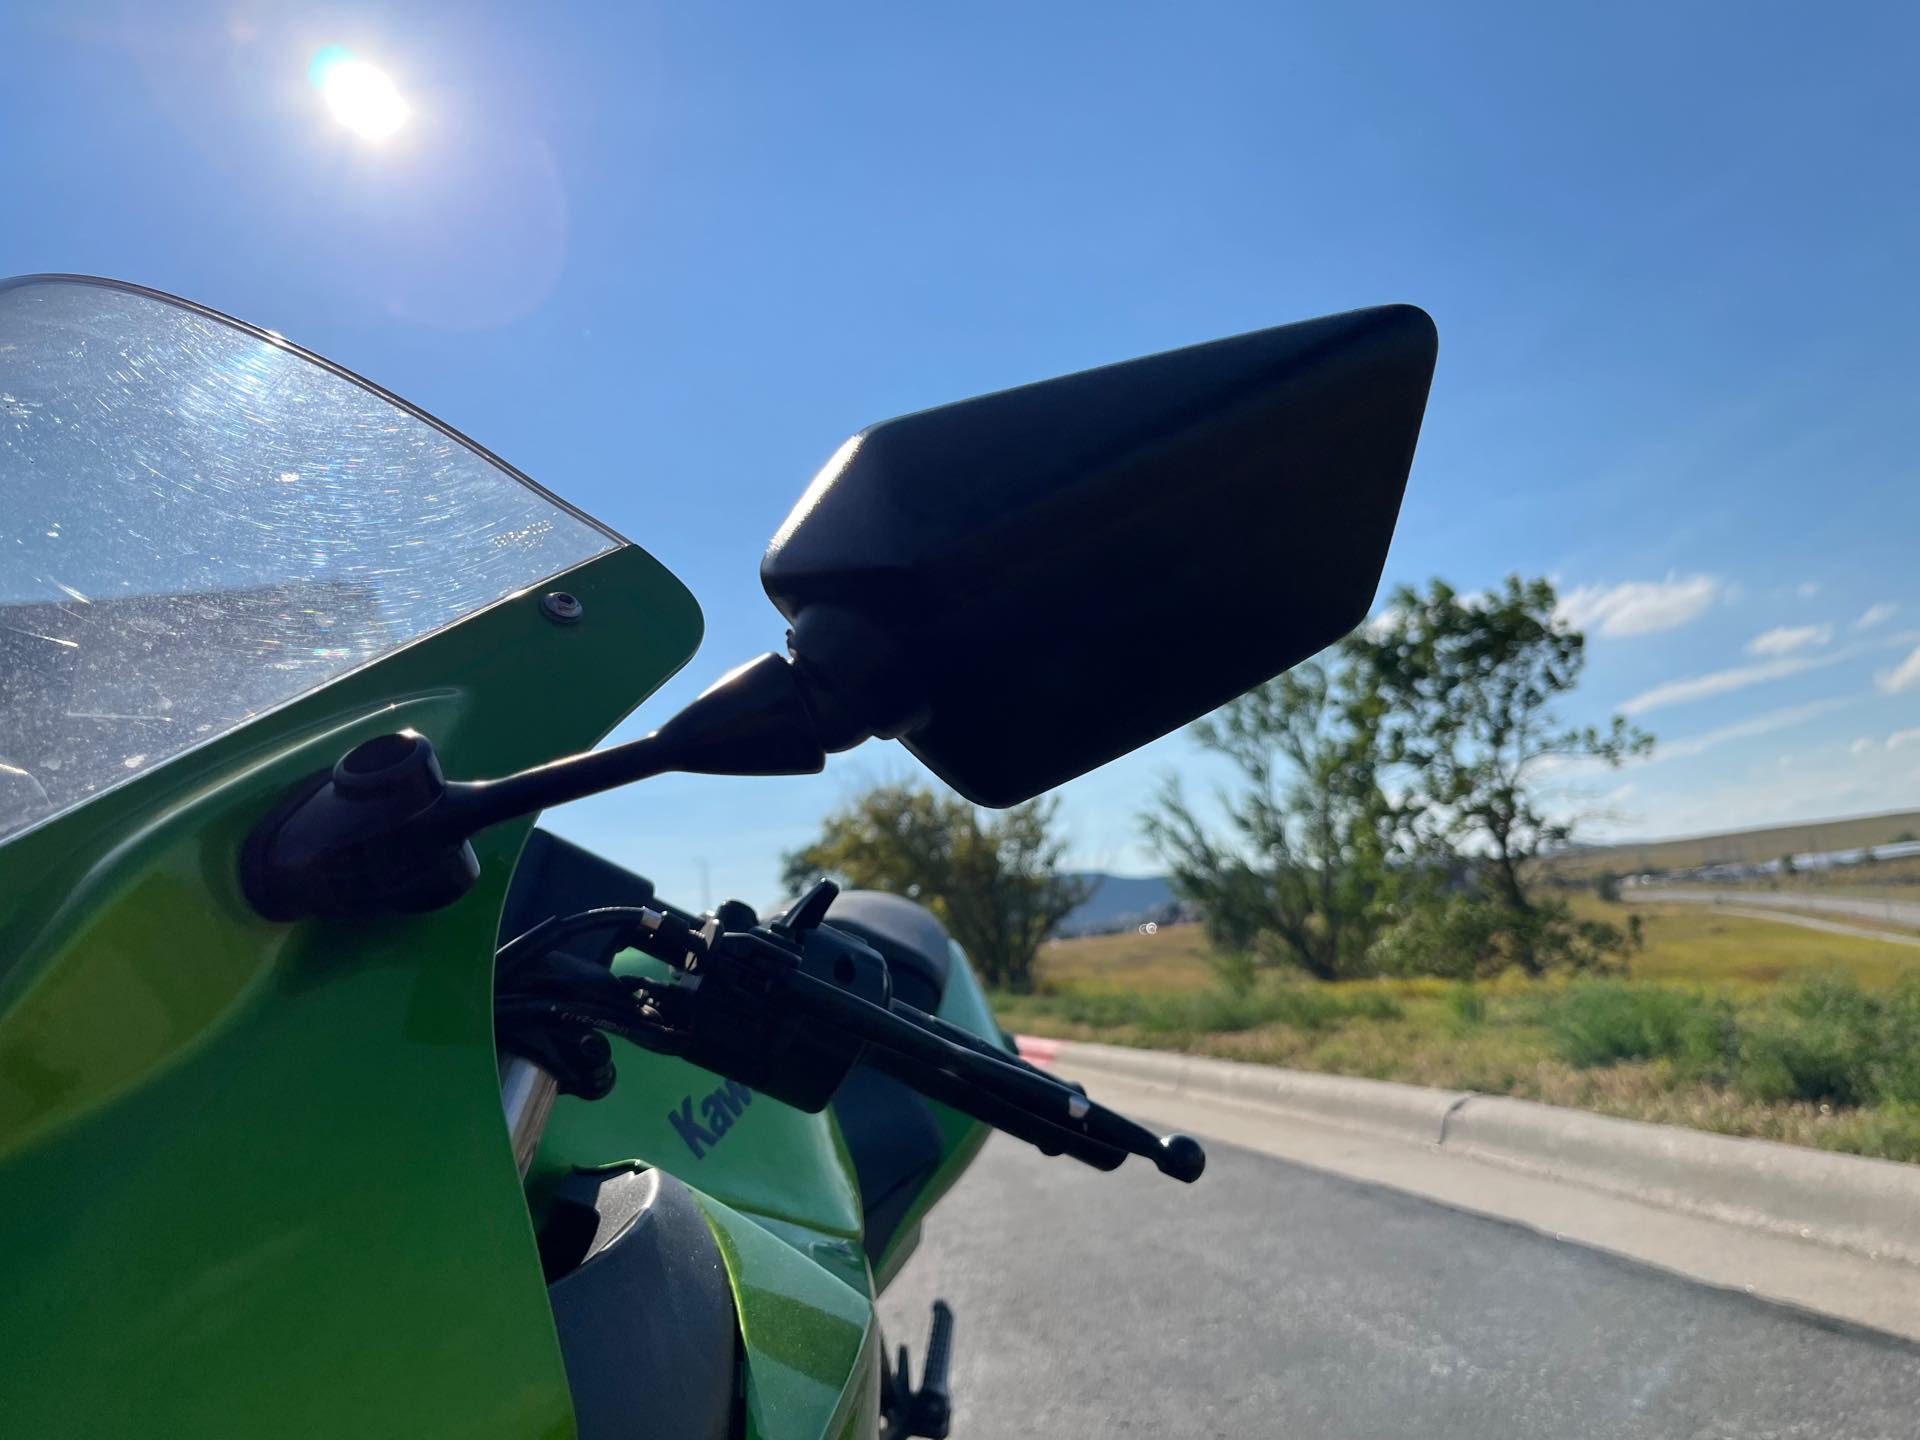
[1446,982,1487,1025]
[783,785,1090,990]
[1543,980,1732,1071]
[1608,895,1918,988]
[1011,983,1402,1040]
[1537,971,1920,1116]
[1145,576,1650,985]
[771,572,1920,1160]
[1001,906,1920,1162]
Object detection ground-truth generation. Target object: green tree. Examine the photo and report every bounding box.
[1349,576,1652,975]
[782,784,1092,991]
[1140,659,1394,982]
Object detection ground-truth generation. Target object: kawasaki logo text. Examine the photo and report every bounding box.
[669,1080,754,1159]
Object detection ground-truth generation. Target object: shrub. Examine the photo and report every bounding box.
[1122,983,1404,1037]
[1376,894,1632,980]
[1547,981,1734,1073]
[1140,988,1284,1035]
[1210,946,1258,997]
[1341,989,1406,1022]
[1872,975,1920,1104]
[1738,1014,1873,1105]
[1004,977,1407,1039]
[1373,896,1506,980]
[1734,974,1889,1107]
[1044,992,1154,1029]
[1446,983,1487,1025]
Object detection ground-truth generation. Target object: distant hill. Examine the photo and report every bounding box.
[1058,873,1177,936]
[1539,809,1920,880]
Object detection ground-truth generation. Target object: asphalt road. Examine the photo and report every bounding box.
[878,1135,1920,1439]
[1638,887,1920,935]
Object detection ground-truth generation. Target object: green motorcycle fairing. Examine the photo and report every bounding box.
[528,941,1006,1263]
[0,545,699,1437]
[0,273,998,1440]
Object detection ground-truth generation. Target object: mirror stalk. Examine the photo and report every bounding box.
[242,652,830,921]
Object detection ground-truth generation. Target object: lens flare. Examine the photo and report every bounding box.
[310,45,408,142]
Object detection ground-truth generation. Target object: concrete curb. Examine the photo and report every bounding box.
[1025,1037,1920,1265]
[1050,1041,1470,1147]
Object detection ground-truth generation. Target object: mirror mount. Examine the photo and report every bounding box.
[784,604,930,751]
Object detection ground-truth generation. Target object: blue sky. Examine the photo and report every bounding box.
[6,3,1919,906]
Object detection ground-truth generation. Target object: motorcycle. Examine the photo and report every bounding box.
[0,274,1434,1437]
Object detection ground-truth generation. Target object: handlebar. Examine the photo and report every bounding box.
[493,884,1206,1185]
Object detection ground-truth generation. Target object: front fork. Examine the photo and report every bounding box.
[500,1055,559,1178]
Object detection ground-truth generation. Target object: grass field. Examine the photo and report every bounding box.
[997,900,1920,1161]
[1539,809,1920,879]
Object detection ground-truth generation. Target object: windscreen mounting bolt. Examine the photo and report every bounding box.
[541,591,584,625]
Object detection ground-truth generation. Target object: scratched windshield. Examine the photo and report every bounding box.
[0,278,619,846]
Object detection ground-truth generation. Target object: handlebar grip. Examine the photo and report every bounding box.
[1155,1133,1206,1183]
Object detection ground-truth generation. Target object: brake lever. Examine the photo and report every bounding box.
[891,999,1086,1095]
[613,884,1206,1182]
[873,998,1204,1177]
[850,992,1206,1183]
[860,1042,1129,1172]
[720,926,1204,1181]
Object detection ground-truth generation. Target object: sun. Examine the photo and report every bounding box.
[310,45,409,142]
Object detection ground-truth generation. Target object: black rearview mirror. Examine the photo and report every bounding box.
[762,305,1438,806]
[242,304,1437,920]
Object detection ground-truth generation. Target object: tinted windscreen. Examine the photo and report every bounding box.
[0,278,619,845]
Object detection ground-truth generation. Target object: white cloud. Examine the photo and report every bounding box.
[1620,650,1850,716]
[1579,741,1920,844]
[1556,574,1720,638]
[1359,607,1402,640]
[1851,737,1875,756]
[1889,727,1920,752]
[1651,698,1852,763]
[1797,581,1823,598]
[1745,623,1833,657]
[1856,602,1899,630]
[1626,630,1920,717]
[1880,644,1920,696]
